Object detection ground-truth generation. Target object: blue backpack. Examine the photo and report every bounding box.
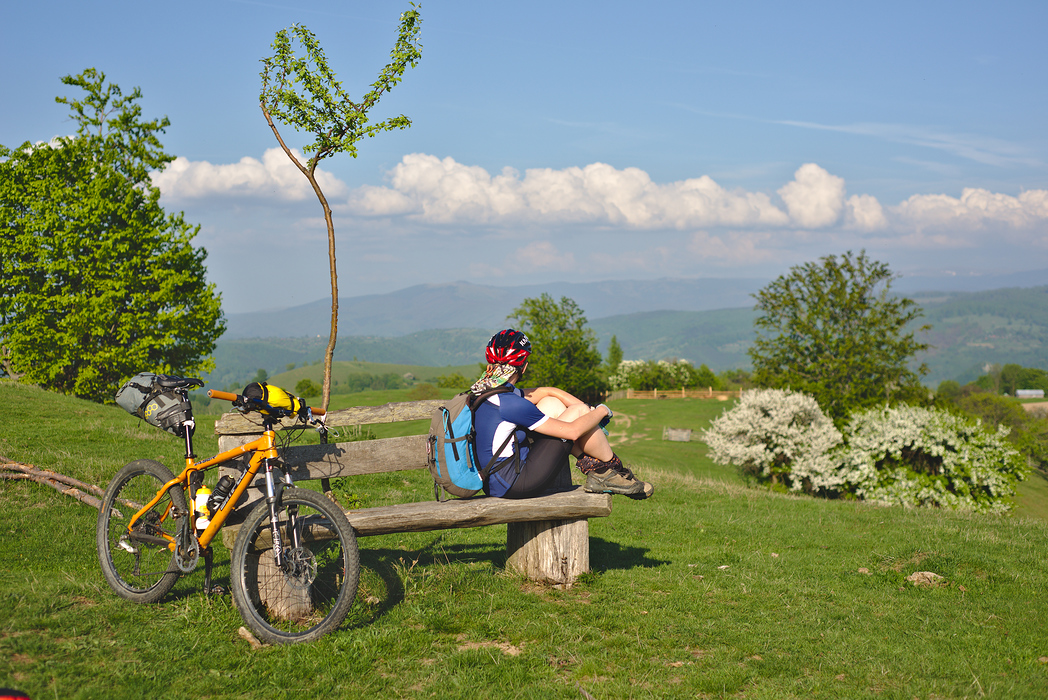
[427,386,516,501]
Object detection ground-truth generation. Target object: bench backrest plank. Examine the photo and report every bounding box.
[215,399,445,435]
[280,435,429,480]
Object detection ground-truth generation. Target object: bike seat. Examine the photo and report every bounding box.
[155,375,205,389]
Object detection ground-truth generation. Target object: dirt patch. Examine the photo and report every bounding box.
[456,634,523,656]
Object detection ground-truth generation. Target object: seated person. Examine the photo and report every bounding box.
[471,329,653,500]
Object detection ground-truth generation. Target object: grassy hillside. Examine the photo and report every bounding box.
[3,381,1048,698]
[207,329,491,390]
[914,286,1048,385]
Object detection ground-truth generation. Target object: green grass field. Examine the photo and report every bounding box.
[2,381,1048,698]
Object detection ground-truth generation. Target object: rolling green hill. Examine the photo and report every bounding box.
[206,286,1048,389]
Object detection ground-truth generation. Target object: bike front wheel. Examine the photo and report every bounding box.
[96,459,185,604]
[230,488,360,645]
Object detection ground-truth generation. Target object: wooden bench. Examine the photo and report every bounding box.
[214,400,612,585]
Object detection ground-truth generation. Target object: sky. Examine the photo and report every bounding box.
[3,0,1048,314]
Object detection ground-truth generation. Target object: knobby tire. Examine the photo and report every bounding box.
[230,488,360,645]
[96,459,184,604]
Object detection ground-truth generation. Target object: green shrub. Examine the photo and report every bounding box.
[407,383,439,400]
[295,378,321,398]
[840,405,1028,513]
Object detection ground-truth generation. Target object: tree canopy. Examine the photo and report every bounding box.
[0,69,224,402]
[748,251,928,423]
[258,7,422,410]
[507,294,606,403]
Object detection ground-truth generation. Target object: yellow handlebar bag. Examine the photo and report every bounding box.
[242,382,306,416]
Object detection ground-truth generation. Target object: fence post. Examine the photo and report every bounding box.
[654,388,658,400]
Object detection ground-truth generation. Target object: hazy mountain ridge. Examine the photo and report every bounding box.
[210,275,1048,389]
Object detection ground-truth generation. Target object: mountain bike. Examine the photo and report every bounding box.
[96,377,359,645]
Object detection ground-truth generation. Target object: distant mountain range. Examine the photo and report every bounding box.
[208,272,1048,390]
[222,269,1048,340]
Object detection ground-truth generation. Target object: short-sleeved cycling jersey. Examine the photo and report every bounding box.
[473,384,549,497]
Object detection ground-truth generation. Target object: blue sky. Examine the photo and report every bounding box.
[3,0,1047,313]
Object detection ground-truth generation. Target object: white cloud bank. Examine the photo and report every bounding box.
[151,147,347,201]
[153,150,1048,236]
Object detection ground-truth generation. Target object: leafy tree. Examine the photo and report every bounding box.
[259,8,422,411]
[295,378,321,398]
[507,294,606,403]
[951,392,1048,471]
[0,69,224,402]
[436,372,469,389]
[604,335,623,375]
[748,251,929,424]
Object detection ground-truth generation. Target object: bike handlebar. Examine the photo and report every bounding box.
[206,389,326,416]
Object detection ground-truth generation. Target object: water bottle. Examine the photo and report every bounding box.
[207,475,235,514]
[194,484,211,530]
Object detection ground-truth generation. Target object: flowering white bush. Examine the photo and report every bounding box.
[658,359,694,387]
[702,389,844,493]
[608,360,648,390]
[839,405,1028,513]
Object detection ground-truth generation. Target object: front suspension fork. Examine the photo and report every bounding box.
[263,459,299,568]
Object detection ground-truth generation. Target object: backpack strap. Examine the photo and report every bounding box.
[469,385,523,480]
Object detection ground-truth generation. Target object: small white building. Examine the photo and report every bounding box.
[1016,389,1045,398]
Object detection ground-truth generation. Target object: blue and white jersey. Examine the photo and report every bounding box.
[473,384,548,495]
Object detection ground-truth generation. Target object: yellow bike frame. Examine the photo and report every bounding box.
[126,429,280,552]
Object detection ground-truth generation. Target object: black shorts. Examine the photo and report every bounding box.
[490,433,573,499]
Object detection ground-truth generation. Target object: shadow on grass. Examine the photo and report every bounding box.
[589,536,670,572]
[356,531,669,621]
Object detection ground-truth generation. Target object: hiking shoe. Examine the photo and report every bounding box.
[626,481,655,500]
[584,466,644,496]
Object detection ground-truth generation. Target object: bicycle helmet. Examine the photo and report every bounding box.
[486,329,531,366]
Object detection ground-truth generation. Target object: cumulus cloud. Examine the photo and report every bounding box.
[777,163,846,228]
[348,153,791,229]
[844,194,888,231]
[152,149,1048,242]
[892,188,1048,231]
[151,147,348,201]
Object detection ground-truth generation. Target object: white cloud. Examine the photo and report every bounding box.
[892,188,1048,231]
[777,163,846,228]
[151,147,347,201]
[348,153,790,229]
[844,194,888,231]
[153,150,1048,244]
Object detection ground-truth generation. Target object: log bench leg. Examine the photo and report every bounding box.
[506,518,589,586]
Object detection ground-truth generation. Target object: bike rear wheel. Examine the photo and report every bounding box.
[231,488,360,645]
[96,459,185,604]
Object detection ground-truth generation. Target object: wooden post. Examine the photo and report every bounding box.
[255,547,313,621]
[506,518,590,586]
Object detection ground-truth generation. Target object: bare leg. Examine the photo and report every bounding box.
[535,398,613,462]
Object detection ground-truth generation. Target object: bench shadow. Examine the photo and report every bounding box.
[356,534,505,622]
[587,536,670,572]
[355,531,670,623]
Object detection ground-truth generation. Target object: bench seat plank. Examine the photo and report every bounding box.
[344,487,612,537]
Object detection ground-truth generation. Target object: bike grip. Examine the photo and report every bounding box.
[207,389,239,402]
[310,406,326,416]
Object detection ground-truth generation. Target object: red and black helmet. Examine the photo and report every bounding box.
[486,329,531,366]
